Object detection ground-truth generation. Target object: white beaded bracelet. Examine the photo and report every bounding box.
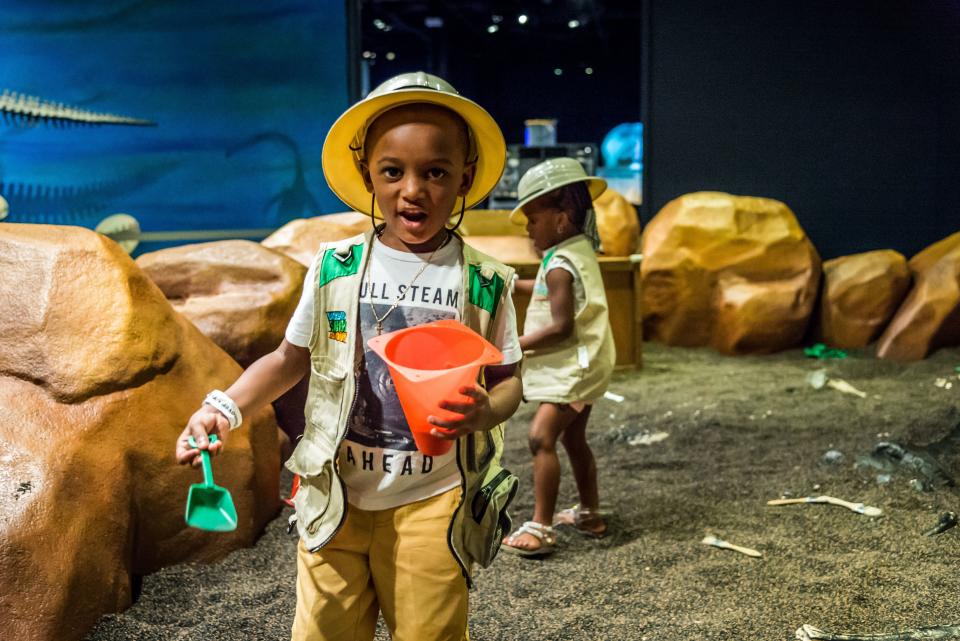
[203,390,242,430]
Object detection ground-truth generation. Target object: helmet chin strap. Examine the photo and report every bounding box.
[370,192,385,236]
[446,195,466,232]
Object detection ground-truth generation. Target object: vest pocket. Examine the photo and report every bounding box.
[292,461,334,536]
[463,466,519,567]
[288,427,336,478]
[308,355,347,429]
[310,355,347,382]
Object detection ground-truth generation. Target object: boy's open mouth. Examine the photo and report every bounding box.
[398,210,428,224]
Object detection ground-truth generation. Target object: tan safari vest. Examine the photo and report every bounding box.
[521,234,615,403]
[285,230,519,583]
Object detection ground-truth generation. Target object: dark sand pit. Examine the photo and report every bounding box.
[87,343,960,641]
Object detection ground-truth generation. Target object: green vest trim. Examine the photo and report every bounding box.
[317,243,363,288]
[467,264,505,317]
[540,247,557,271]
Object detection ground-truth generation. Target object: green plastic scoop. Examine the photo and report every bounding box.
[185,434,238,532]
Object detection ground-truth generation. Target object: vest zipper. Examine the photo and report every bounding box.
[446,435,473,589]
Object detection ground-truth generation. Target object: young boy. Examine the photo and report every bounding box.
[175,72,523,641]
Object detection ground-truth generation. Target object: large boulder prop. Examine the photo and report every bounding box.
[262,211,370,265]
[137,240,309,448]
[816,250,911,348]
[458,209,538,263]
[641,192,821,354]
[461,235,539,263]
[877,231,960,360]
[137,240,307,368]
[594,188,640,256]
[0,224,280,641]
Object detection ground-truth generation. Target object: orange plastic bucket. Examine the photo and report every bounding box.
[367,319,504,456]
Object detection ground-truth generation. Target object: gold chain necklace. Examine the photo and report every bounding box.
[367,233,450,335]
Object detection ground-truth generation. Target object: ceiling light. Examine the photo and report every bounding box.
[425,16,444,28]
[568,19,580,28]
[386,52,396,61]
[554,68,563,76]
[518,14,529,24]
[492,14,503,24]
[585,67,594,75]
[487,24,499,33]
[373,18,387,30]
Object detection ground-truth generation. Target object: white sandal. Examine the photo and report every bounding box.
[502,521,558,557]
[553,504,608,539]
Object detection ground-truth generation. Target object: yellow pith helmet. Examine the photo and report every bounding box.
[321,71,507,216]
[509,157,607,224]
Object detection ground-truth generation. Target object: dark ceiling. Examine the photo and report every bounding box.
[359,0,643,149]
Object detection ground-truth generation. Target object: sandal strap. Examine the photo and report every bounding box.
[509,521,555,542]
[568,504,600,516]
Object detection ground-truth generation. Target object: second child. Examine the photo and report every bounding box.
[503,157,615,557]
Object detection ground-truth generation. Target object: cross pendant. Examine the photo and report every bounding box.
[376,321,383,335]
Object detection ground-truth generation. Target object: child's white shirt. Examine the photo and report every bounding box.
[285,235,522,510]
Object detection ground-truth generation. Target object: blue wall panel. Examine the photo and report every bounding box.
[0,1,349,254]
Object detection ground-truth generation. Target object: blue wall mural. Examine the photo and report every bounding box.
[0,1,349,254]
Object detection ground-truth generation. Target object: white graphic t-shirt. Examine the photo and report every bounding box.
[285,235,522,510]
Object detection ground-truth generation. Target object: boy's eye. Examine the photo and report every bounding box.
[381,167,401,179]
[427,168,448,179]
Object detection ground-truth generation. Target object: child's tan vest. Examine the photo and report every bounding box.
[521,234,615,403]
[285,230,518,583]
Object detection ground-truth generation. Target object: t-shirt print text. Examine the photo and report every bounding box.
[342,443,436,475]
[360,281,460,308]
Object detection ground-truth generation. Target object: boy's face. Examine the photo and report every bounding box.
[522,200,573,253]
[360,105,475,250]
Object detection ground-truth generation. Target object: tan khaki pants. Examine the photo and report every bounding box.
[291,488,469,641]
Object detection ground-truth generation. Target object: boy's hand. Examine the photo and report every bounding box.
[429,384,495,440]
[175,406,229,467]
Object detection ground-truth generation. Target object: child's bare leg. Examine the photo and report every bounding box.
[558,406,607,536]
[532,403,579,524]
[560,406,599,511]
[504,402,578,551]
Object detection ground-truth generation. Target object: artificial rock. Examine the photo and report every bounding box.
[594,188,640,256]
[877,232,960,360]
[261,211,370,265]
[461,235,539,263]
[137,239,309,446]
[641,192,821,355]
[0,224,280,641]
[136,240,307,368]
[816,250,911,348]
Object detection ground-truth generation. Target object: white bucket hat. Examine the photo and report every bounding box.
[509,157,607,224]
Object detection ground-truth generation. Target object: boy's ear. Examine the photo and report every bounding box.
[458,162,477,197]
[359,161,374,193]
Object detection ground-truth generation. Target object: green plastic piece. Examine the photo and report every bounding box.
[185,434,238,532]
[804,343,848,360]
